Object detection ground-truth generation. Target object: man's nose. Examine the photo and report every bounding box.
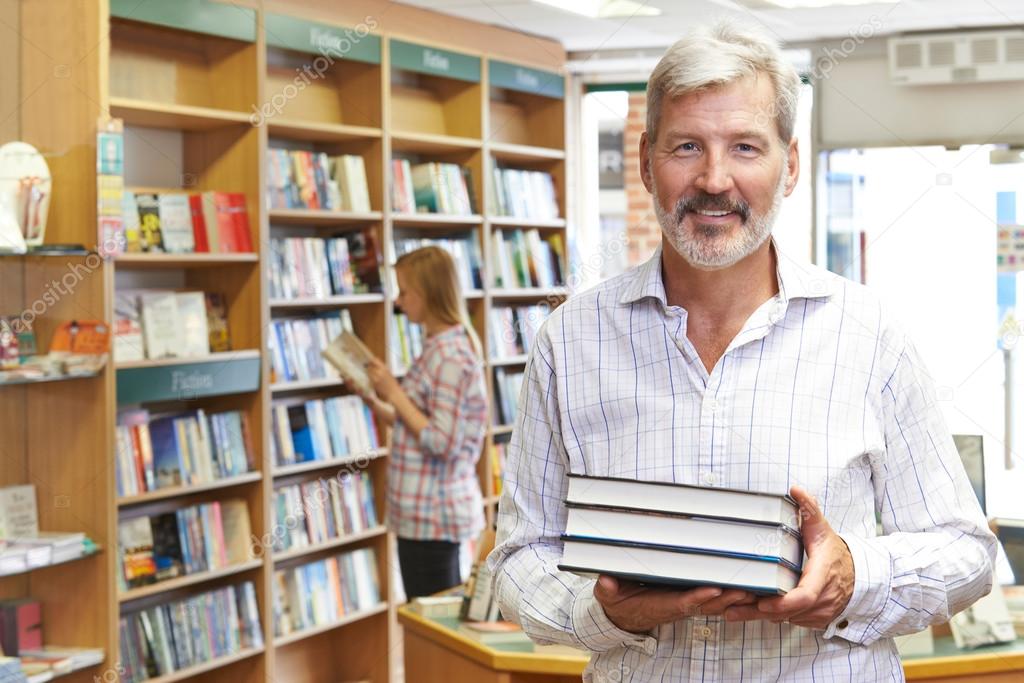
[694,152,734,195]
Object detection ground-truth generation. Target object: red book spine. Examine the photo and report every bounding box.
[230,193,253,252]
[213,193,239,253]
[188,194,209,252]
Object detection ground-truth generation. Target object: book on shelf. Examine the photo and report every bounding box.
[492,367,524,426]
[15,646,104,679]
[388,312,423,374]
[114,409,255,498]
[270,395,379,468]
[117,498,252,589]
[268,310,355,385]
[321,330,379,400]
[0,533,94,576]
[272,547,381,637]
[118,581,261,682]
[391,160,476,216]
[123,191,252,254]
[0,485,38,540]
[0,599,41,655]
[393,234,483,292]
[269,236,356,300]
[266,149,372,213]
[558,475,803,595]
[489,167,559,221]
[487,304,549,360]
[460,561,500,623]
[115,290,232,362]
[490,229,564,289]
[490,443,506,496]
[271,471,377,552]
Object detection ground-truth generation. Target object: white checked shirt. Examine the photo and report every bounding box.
[488,242,996,682]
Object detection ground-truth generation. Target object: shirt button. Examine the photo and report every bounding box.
[706,399,719,412]
[837,619,849,629]
[698,626,713,638]
[702,471,718,486]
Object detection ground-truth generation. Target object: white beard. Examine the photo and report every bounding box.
[654,162,788,270]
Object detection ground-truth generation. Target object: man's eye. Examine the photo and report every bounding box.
[675,142,698,153]
[737,143,758,153]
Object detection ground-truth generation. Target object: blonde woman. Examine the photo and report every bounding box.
[362,246,487,598]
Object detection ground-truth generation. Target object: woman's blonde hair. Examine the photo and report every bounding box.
[395,245,482,358]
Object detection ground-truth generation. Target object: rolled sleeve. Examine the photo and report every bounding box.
[571,583,658,655]
[824,533,892,643]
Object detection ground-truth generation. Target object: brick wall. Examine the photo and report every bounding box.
[624,92,661,266]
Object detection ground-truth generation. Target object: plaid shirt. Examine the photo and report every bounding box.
[388,325,487,541]
[488,243,996,682]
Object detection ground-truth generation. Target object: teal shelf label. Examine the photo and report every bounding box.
[265,13,381,65]
[110,0,256,42]
[489,60,564,99]
[117,356,261,404]
[390,39,480,83]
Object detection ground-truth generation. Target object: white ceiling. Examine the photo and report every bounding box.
[397,0,1024,53]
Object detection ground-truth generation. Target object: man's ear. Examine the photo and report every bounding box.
[784,138,800,197]
[639,131,653,193]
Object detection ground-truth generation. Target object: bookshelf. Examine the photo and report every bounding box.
[8,1,566,681]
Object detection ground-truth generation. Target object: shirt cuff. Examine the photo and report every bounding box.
[417,424,444,458]
[824,532,893,644]
[570,582,657,655]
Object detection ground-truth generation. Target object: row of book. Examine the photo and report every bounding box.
[118,499,252,589]
[113,290,231,362]
[389,312,423,373]
[393,234,484,291]
[493,367,525,426]
[490,168,559,221]
[1,647,104,682]
[115,409,255,497]
[492,229,565,289]
[118,582,262,682]
[123,191,253,254]
[268,311,349,384]
[269,236,358,300]
[270,395,380,467]
[273,548,381,637]
[488,304,549,359]
[391,160,476,216]
[558,475,803,595]
[271,472,378,552]
[267,149,372,213]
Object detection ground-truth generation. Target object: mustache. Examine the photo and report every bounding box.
[674,193,750,223]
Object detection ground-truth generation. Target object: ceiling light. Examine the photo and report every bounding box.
[762,0,897,7]
[531,0,662,19]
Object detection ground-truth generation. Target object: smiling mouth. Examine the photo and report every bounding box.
[688,209,740,222]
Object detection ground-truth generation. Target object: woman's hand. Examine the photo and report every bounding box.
[366,357,402,402]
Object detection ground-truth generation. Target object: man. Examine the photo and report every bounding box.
[487,19,996,682]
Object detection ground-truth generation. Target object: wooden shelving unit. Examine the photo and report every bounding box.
[8,1,566,682]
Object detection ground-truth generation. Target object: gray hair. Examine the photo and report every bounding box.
[646,19,800,146]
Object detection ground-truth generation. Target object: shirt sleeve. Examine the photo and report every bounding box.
[417,354,485,460]
[485,326,656,655]
[824,336,997,645]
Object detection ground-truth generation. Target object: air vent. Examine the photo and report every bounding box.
[895,42,922,69]
[928,40,955,66]
[972,37,999,64]
[952,66,978,82]
[1007,37,1024,62]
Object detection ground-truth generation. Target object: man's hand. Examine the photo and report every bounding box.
[724,486,854,629]
[595,576,755,634]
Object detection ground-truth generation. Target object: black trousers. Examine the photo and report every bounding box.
[397,537,462,599]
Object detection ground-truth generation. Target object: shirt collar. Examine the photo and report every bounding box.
[618,237,835,308]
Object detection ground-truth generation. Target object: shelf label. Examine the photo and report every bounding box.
[116,356,261,404]
[109,0,256,42]
[265,13,382,65]
[390,39,481,83]
[489,60,564,98]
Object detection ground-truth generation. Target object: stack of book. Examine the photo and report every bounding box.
[11,646,105,682]
[493,368,525,426]
[389,312,423,373]
[114,409,255,497]
[118,582,262,681]
[271,472,378,552]
[117,499,252,589]
[557,475,803,595]
[491,229,564,289]
[393,234,483,291]
[0,485,97,575]
[391,160,476,215]
[268,311,353,384]
[113,290,231,363]
[490,168,559,221]
[270,395,380,467]
[272,547,381,636]
[488,304,549,359]
[266,149,371,213]
[269,236,356,300]
[123,191,253,254]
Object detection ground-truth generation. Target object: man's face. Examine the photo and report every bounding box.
[641,74,799,270]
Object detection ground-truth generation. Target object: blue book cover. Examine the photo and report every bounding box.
[288,405,315,462]
[147,417,183,489]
